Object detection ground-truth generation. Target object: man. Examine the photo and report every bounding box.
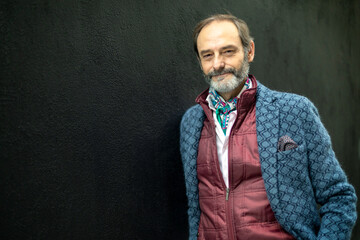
[180,14,357,240]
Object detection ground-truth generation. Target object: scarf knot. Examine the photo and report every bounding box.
[208,78,251,135]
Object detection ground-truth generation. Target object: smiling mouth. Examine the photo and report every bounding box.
[212,73,230,81]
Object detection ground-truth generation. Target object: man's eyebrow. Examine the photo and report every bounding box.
[219,45,238,50]
[199,49,212,56]
[199,45,239,56]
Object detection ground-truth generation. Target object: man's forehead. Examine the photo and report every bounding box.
[199,20,238,37]
[197,20,241,50]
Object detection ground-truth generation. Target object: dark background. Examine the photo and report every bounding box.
[1,0,359,239]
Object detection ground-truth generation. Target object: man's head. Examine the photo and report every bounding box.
[193,14,255,97]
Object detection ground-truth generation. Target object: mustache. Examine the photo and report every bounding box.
[206,68,237,78]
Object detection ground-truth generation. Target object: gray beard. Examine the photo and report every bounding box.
[204,56,250,93]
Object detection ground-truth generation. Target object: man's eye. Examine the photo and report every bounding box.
[202,54,212,59]
[224,50,234,55]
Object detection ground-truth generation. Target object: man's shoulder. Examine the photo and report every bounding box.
[180,104,205,154]
[276,90,311,110]
[180,104,205,132]
[181,104,204,122]
[183,104,203,116]
[257,82,313,109]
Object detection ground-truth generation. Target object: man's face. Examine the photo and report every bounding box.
[197,20,253,93]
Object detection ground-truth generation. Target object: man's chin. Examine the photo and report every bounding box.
[211,83,236,93]
[210,77,241,93]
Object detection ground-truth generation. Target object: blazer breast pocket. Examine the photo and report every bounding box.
[275,143,306,163]
[275,143,309,180]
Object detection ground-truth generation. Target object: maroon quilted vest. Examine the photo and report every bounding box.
[195,78,294,240]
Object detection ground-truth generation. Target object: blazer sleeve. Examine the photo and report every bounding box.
[303,99,357,240]
[180,106,203,240]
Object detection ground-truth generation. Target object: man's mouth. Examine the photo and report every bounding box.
[212,73,231,81]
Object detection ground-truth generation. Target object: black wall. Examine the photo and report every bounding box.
[1,0,359,239]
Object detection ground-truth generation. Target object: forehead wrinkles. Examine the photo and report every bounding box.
[197,21,241,52]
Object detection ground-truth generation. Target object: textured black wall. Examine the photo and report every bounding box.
[1,0,359,239]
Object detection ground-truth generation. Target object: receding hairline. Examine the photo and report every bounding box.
[197,19,240,38]
[199,18,238,29]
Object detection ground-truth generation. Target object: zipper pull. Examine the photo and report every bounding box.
[226,188,230,201]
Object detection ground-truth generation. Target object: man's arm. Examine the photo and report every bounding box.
[180,105,204,240]
[304,99,357,239]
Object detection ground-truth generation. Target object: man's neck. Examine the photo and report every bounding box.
[219,79,246,101]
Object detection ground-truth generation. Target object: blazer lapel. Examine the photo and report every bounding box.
[255,82,281,211]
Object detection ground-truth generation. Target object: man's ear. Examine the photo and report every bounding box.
[248,41,255,62]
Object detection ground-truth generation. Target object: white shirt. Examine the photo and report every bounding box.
[206,80,252,188]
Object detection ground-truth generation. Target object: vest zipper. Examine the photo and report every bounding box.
[225,186,235,240]
[226,133,235,240]
[225,105,242,240]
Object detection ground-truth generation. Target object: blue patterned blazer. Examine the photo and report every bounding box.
[180,81,357,240]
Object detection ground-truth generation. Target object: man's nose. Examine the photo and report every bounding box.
[212,55,225,71]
